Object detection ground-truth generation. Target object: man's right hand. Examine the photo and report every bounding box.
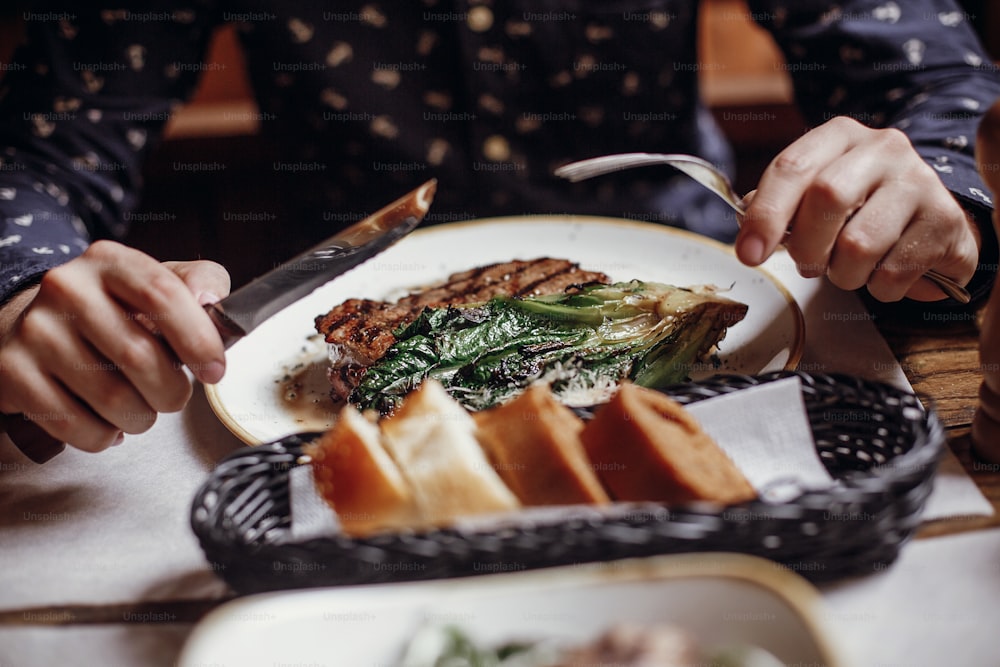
[0,241,231,452]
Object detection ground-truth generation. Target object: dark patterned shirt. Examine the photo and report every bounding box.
[0,0,998,303]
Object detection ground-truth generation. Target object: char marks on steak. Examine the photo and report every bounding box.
[315,258,610,400]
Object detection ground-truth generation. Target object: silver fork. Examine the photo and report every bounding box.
[554,152,971,304]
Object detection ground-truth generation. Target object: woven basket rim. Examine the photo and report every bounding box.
[190,371,946,588]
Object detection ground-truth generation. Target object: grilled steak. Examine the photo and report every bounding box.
[315,258,610,400]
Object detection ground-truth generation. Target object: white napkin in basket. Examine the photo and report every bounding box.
[683,374,991,521]
[683,376,833,495]
[288,463,340,542]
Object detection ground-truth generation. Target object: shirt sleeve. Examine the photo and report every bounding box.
[748,0,1000,304]
[0,5,220,304]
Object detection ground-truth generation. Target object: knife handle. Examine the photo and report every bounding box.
[1,414,66,463]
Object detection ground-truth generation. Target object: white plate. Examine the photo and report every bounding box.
[178,553,843,666]
[206,216,804,444]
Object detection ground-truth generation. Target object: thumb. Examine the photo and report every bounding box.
[163,260,232,306]
[734,189,766,265]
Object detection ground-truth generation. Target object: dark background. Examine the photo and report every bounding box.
[0,1,997,286]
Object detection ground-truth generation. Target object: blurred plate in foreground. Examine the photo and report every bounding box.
[179,552,843,666]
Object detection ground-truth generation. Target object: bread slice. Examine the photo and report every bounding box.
[474,383,610,506]
[307,404,417,536]
[381,380,521,525]
[580,382,756,505]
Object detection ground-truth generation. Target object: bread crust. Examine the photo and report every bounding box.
[474,384,610,505]
[580,383,756,505]
[307,404,416,536]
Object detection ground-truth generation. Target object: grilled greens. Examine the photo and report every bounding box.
[396,623,780,667]
[397,625,551,667]
[350,280,748,415]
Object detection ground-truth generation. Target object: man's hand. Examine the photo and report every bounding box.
[0,241,231,452]
[736,116,979,302]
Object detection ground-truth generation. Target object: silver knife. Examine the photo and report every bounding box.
[4,179,437,462]
[206,179,436,348]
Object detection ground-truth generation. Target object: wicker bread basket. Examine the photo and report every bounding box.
[191,371,944,594]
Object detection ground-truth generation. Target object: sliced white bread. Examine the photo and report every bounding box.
[307,404,417,536]
[381,380,521,525]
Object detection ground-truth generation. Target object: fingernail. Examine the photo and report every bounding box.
[198,291,222,306]
[739,233,767,266]
[199,360,226,385]
[799,267,825,279]
[112,432,125,447]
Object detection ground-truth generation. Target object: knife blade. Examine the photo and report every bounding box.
[206,178,436,348]
[4,179,437,463]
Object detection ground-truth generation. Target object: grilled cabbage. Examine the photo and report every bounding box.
[350,280,748,415]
